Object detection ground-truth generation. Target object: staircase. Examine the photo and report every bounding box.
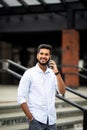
[0,97,87,130]
[55,98,85,130]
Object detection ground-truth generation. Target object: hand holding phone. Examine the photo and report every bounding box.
[48,60,54,69]
[48,59,59,75]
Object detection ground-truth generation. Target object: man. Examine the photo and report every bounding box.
[17,44,66,130]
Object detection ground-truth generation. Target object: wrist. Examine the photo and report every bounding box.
[55,71,60,75]
[29,116,33,122]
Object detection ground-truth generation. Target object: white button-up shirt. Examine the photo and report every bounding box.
[17,64,59,125]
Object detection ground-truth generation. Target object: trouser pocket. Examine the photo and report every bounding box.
[29,118,42,130]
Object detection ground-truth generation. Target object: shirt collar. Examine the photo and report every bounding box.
[35,63,50,74]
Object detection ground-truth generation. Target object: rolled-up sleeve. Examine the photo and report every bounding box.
[17,70,30,105]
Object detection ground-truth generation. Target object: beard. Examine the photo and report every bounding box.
[37,59,50,66]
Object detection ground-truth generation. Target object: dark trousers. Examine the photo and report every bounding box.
[28,118,57,130]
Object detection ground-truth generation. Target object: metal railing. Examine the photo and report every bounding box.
[56,93,87,130]
[0,59,87,130]
[57,64,87,130]
[58,64,87,79]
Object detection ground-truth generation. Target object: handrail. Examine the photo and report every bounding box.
[63,72,87,79]
[58,64,87,79]
[6,68,22,79]
[6,59,27,71]
[56,93,87,130]
[66,87,87,100]
[1,59,87,79]
[58,64,87,72]
[56,94,86,111]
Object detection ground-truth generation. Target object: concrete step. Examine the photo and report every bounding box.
[55,98,87,108]
[0,98,87,114]
[0,123,28,130]
[56,106,84,118]
[0,111,26,126]
[0,107,84,129]
[0,98,85,129]
[0,115,83,130]
[0,103,21,114]
[0,86,86,130]
[57,115,83,130]
[0,105,84,122]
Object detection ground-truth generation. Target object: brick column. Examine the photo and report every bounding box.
[61,29,79,88]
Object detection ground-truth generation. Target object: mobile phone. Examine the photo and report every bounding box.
[48,56,53,69]
[49,60,53,69]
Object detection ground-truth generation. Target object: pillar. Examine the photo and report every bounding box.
[61,29,80,88]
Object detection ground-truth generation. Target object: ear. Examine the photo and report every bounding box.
[36,53,38,59]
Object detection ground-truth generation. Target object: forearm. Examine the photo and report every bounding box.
[48,60,66,94]
[20,102,33,121]
[56,73,66,95]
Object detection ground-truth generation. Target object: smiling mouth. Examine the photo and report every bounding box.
[40,58,46,61]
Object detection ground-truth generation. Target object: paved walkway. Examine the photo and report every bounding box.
[0,85,87,105]
[0,85,18,106]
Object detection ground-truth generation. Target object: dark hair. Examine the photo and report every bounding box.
[37,44,52,54]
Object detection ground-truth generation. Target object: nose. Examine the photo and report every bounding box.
[41,54,46,58]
